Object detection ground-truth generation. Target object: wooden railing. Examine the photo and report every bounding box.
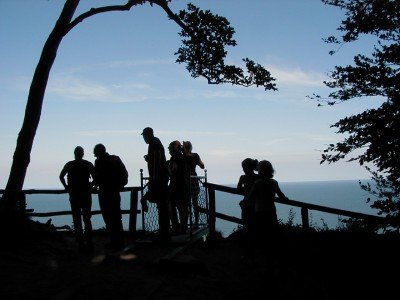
[201,182,387,240]
[1,181,388,241]
[0,187,142,236]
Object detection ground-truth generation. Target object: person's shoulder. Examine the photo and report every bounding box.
[149,136,163,147]
[151,136,161,143]
[83,159,94,167]
[110,154,123,163]
[270,178,279,185]
[62,160,73,169]
[65,160,74,166]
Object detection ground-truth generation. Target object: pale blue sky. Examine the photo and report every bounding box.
[0,0,379,188]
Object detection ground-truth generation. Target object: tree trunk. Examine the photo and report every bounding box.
[0,0,80,211]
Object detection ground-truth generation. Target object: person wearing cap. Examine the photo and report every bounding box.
[60,146,95,253]
[141,127,171,242]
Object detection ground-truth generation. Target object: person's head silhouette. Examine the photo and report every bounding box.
[242,158,258,175]
[258,160,274,178]
[74,146,84,159]
[141,127,154,144]
[182,141,192,154]
[168,140,181,155]
[93,143,106,158]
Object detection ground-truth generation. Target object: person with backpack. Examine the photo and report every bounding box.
[93,143,128,251]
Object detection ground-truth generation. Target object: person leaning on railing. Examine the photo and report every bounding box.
[242,160,289,259]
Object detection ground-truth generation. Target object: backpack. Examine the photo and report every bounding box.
[110,155,129,190]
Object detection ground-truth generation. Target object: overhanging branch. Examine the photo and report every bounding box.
[65,0,145,34]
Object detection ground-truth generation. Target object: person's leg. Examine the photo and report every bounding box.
[242,210,256,261]
[98,191,111,230]
[156,182,171,242]
[69,194,84,247]
[168,189,180,233]
[178,189,190,233]
[108,190,124,249]
[81,194,93,250]
[191,180,200,228]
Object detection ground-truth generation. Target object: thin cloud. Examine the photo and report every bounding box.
[269,65,327,87]
[77,129,238,138]
[47,75,152,103]
[77,129,140,137]
[64,58,174,73]
[263,138,291,146]
[205,149,273,157]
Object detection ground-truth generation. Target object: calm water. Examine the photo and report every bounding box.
[27,180,378,237]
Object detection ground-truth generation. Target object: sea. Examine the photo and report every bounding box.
[26,179,379,238]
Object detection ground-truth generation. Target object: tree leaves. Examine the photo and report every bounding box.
[319,0,400,228]
[174,4,277,91]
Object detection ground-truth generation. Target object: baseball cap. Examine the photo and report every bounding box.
[141,127,153,135]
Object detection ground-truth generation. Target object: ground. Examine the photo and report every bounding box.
[1,220,399,300]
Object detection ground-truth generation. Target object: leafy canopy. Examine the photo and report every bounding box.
[173,3,277,91]
[317,0,400,229]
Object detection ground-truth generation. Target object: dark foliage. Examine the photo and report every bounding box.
[174,3,277,90]
[314,0,400,229]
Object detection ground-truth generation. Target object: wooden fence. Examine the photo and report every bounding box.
[201,182,388,241]
[0,187,141,236]
[1,181,388,241]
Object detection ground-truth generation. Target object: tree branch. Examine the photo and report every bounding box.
[152,0,197,40]
[65,0,146,34]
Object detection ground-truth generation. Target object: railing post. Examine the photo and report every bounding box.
[189,174,193,237]
[140,169,146,232]
[18,192,27,213]
[301,207,309,230]
[129,189,138,238]
[207,187,216,242]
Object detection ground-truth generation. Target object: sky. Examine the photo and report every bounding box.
[0,0,380,189]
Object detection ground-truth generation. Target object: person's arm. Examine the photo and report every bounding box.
[237,175,244,190]
[276,181,289,201]
[197,154,205,169]
[92,160,100,190]
[153,150,162,180]
[59,165,68,190]
[89,163,96,189]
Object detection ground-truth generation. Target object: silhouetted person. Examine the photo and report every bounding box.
[244,160,288,258]
[183,141,205,229]
[237,158,258,224]
[141,127,171,243]
[236,158,258,260]
[59,146,95,253]
[93,143,126,251]
[168,140,190,234]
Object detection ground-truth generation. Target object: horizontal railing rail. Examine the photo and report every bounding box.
[0,186,142,236]
[2,180,388,240]
[203,182,387,239]
[0,186,142,195]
